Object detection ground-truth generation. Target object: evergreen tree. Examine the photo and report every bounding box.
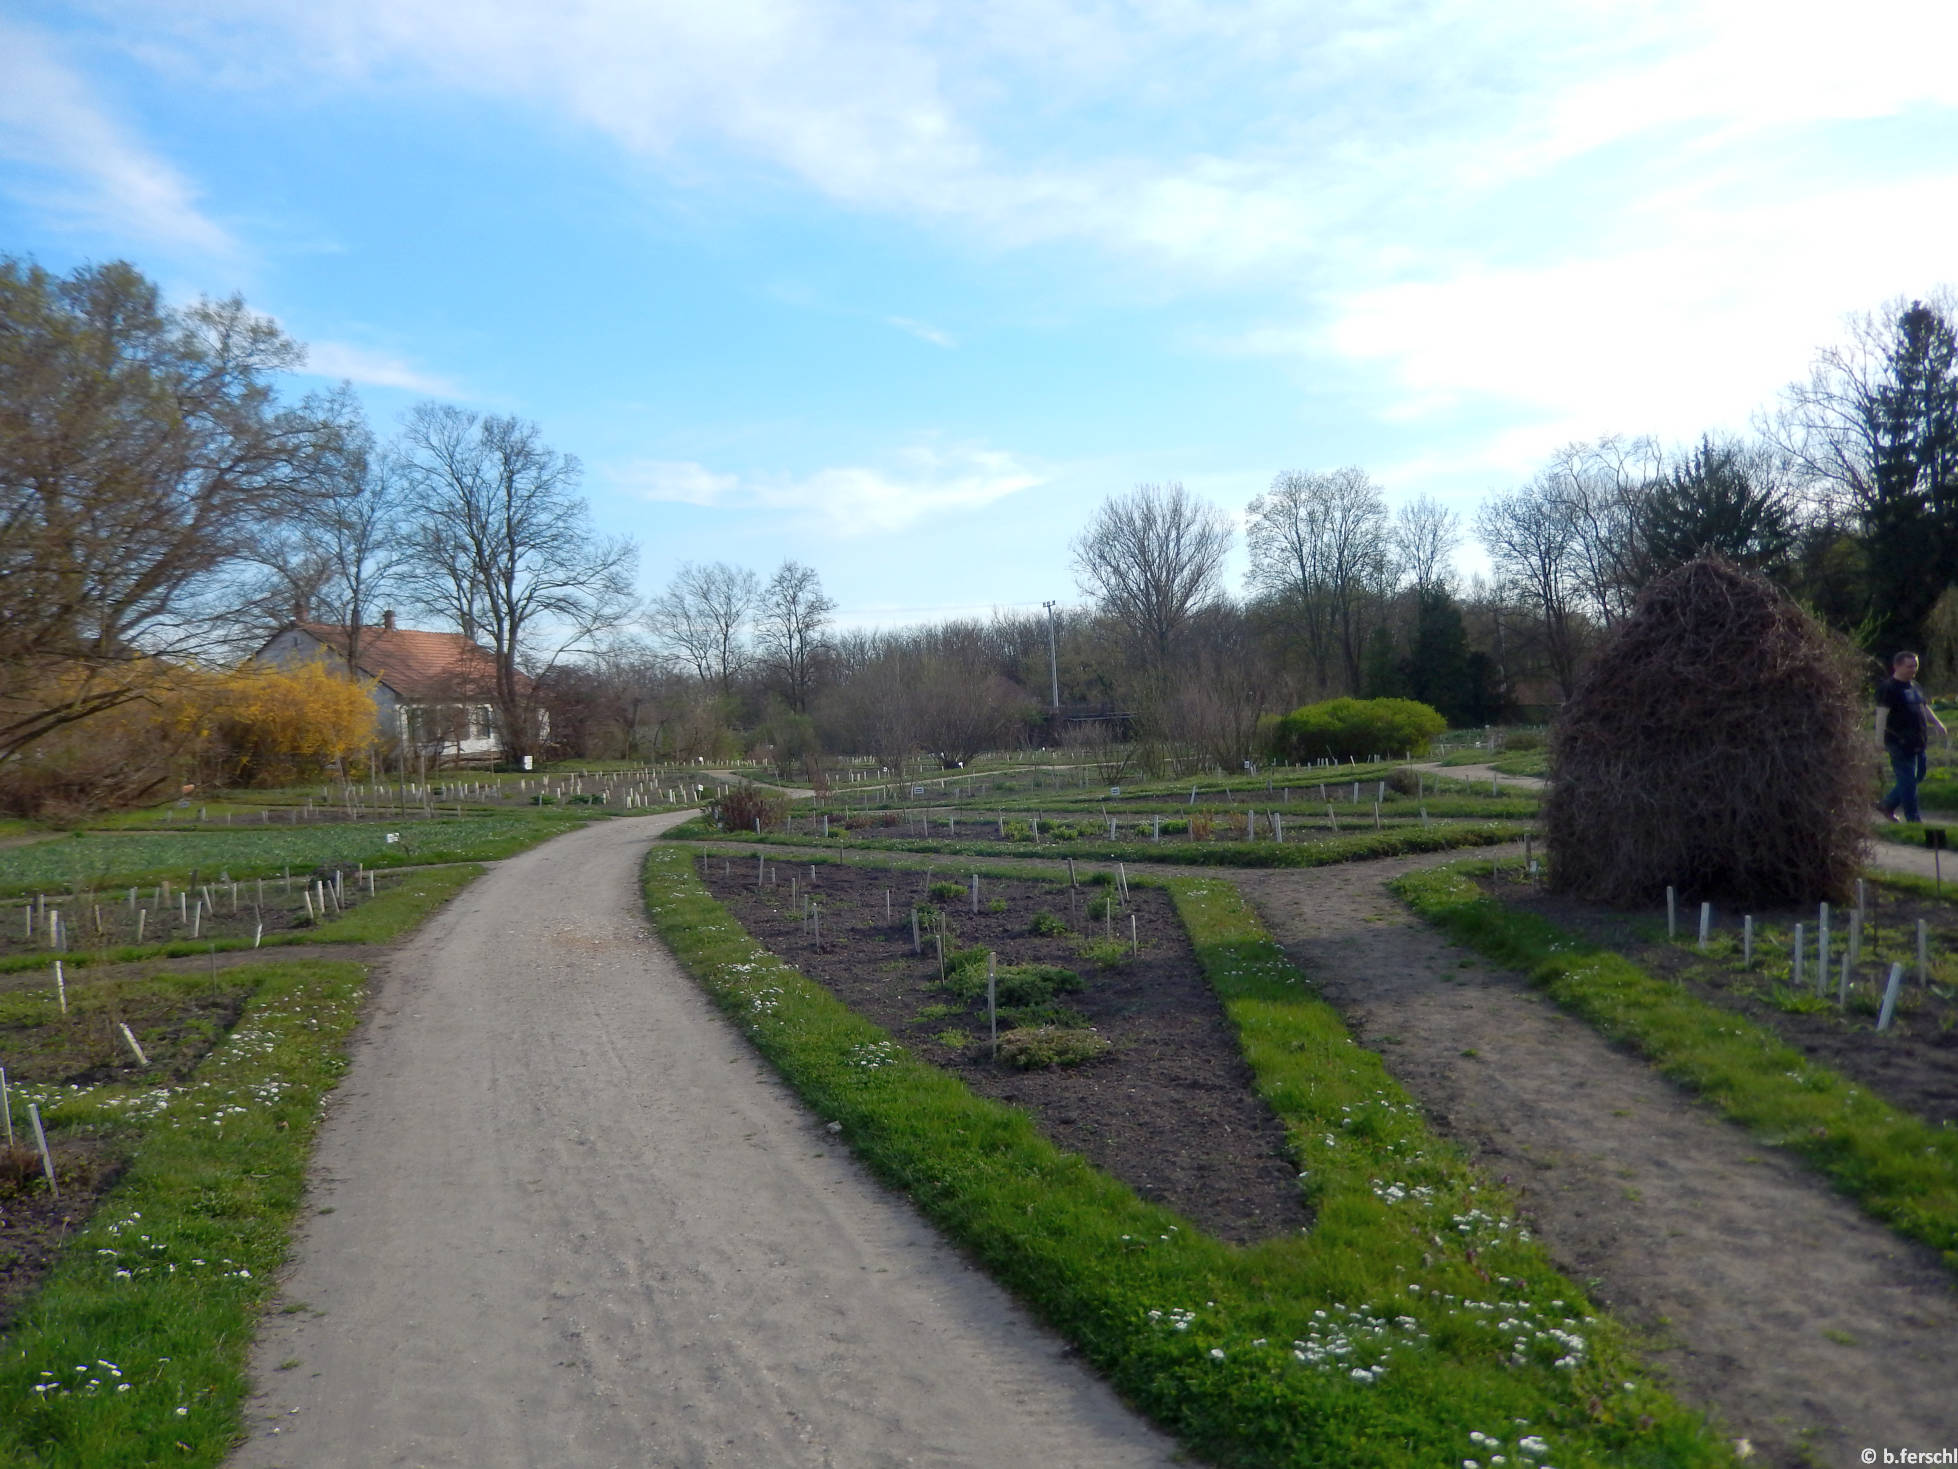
[1637,437,1794,579]
[1404,587,1474,724]
[1866,301,1958,652]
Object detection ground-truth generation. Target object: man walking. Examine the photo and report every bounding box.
[1876,651,1946,822]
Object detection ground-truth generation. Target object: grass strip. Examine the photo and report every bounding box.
[0,959,367,1467]
[1392,864,1958,1269]
[660,817,1529,869]
[0,864,485,974]
[0,816,583,897]
[644,844,1733,1468]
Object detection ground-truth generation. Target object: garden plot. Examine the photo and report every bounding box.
[1236,849,1958,1466]
[1494,874,1958,1131]
[0,965,257,1327]
[1,867,416,964]
[697,856,1303,1241]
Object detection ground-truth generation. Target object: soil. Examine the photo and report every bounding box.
[0,1132,128,1330]
[1498,874,1958,1130]
[695,853,1307,1244]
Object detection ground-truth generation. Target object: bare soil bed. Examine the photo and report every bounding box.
[696,853,1306,1243]
[1497,875,1958,1129]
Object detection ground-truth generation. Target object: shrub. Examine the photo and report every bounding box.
[928,880,967,903]
[1028,910,1070,936]
[1267,696,1447,763]
[997,1025,1111,1069]
[710,784,789,833]
[943,959,1082,1007]
[1546,556,1866,905]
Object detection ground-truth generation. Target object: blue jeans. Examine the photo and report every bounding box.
[1886,746,1929,822]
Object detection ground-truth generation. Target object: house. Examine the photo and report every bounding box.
[254,611,540,765]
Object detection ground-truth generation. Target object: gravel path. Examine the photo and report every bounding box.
[229,813,1175,1469]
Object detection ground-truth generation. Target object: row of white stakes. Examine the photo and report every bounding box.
[1665,883,1925,1032]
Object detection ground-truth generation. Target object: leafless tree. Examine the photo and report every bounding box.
[1537,436,1661,628]
[755,560,835,713]
[1,257,327,772]
[397,404,638,762]
[1072,482,1232,670]
[1391,495,1460,595]
[1246,467,1390,693]
[1476,477,1590,698]
[646,561,758,697]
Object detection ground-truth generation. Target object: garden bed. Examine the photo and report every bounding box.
[696,854,1303,1242]
[1490,873,1958,1131]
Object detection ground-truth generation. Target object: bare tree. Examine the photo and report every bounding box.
[755,560,835,713]
[1391,495,1460,595]
[1476,477,1588,698]
[1072,482,1232,669]
[397,404,637,762]
[1538,436,1661,628]
[1246,467,1389,693]
[646,561,758,697]
[1,257,326,771]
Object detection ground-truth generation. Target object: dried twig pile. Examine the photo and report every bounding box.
[1545,557,1867,906]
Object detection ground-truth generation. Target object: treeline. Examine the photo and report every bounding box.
[6,252,1954,805]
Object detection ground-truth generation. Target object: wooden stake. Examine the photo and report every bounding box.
[1666,886,1676,938]
[1919,919,1929,986]
[1698,902,1710,950]
[119,1022,148,1065]
[1743,915,1753,967]
[53,961,65,1014]
[0,1066,11,1147]
[1793,923,1804,988]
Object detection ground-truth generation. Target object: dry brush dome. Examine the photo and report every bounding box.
[1545,556,1868,907]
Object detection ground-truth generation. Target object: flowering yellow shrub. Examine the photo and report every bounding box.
[173,660,379,784]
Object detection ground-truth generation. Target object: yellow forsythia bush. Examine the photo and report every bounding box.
[172,660,380,785]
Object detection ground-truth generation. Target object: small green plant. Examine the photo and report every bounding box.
[987,898,1007,913]
[1002,819,1033,842]
[928,880,967,903]
[997,1025,1111,1069]
[1028,910,1070,936]
[934,1029,972,1049]
[1769,986,1833,1014]
[913,1002,965,1023]
[1084,892,1118,921]
[1078,937,1132,969]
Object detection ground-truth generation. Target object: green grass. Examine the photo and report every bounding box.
[0,959,367,1467]
[1392,864,1958,1269]
[0,816,583,896]
[643,843,1734,1468]
[662,816,1531,869]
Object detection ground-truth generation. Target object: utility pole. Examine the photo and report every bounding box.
[1042,600,1060,713]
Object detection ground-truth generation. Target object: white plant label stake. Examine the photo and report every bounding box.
[987,953,998,1059]
[1130,912,1139,957]
[1666,887,1677,939]
[1817,904,1830,997]
[119,1022,148,1065]
[29,1102,57,1197]
[53,960,66,1014]
[1698,902,1711,950]
[0,1066,10,1146]
[1877,962,1906,1031]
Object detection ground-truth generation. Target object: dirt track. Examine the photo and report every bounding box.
[229,813,1174,1469]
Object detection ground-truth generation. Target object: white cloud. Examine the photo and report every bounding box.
[619,443,1044,533]
[0,18,236,260]
[885,315,956,348]
[300,339,461,396]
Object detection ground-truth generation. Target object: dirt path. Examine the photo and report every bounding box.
[230,812,1175,1469]
[1235,850,1958,1469]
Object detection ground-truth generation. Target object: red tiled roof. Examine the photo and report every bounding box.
[286,622,528,701]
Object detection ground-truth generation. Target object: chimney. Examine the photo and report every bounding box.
[382,609,397,632]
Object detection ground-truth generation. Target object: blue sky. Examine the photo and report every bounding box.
[5,0,1956,629]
